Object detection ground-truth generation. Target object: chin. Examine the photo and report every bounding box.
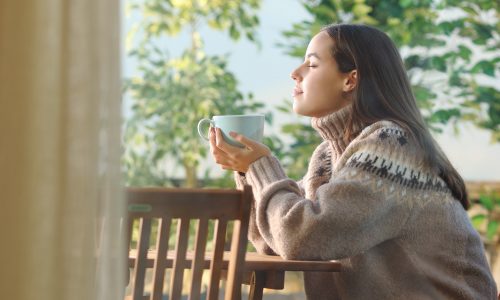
[293,108,315,117]
[292,102,300,114]
[292,103,307,116]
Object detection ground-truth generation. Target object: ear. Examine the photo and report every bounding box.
[342,69,357,92]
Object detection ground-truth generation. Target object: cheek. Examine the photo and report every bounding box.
[322,71,345,96]
[305,74,339,102]
[324,80,343,100]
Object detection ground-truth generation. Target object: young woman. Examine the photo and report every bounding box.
[208,24,497,299]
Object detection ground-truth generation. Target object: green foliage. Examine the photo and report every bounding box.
[127,0,261,45]
[124,44,264,187]
[276,0,499,177]
[277,0,500,264]
[124,0,264,187]
[471,192,500,242]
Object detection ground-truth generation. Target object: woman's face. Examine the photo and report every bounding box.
[290,31,354,118]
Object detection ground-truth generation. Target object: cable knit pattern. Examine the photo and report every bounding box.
[311,104,364,163]
[234,105,497,299]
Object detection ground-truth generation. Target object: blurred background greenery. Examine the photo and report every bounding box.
[122,0,498,188]
[121,0,499,295]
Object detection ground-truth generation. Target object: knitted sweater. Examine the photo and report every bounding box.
[234,105,497,299]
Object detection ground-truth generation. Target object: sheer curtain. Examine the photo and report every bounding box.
[0,0,124,299]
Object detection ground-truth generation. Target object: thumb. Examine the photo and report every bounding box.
[229,131,258,149]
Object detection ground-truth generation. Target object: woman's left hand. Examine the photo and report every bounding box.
[208,127,271,173]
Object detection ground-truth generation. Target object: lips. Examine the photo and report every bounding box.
[292,87,303,97]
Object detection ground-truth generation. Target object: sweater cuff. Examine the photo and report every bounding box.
[246,155,287,193]
[233,171,247,190]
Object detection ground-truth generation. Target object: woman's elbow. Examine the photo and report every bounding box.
[277,235,353,261]
[277,239,321,260]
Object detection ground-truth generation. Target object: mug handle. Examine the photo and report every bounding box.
[197,118,215,141]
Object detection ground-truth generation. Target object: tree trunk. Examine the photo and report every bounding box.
[183,162,198,188]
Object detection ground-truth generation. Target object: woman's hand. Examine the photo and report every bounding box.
[208,127,271,173]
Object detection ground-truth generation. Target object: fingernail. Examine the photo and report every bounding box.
[229,131,237,137]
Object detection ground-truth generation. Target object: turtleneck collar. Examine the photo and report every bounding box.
[311,104,365,157]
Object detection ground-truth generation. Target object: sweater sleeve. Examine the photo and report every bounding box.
[233,170,305,255]
[234,172,305,195]
[244,127,422,260]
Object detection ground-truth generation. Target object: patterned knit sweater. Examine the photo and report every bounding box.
[234,105,497,299]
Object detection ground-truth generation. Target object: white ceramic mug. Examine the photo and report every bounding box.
[197,114,264,148]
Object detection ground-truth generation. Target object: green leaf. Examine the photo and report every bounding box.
[449,71,464,87]
[430,56,447,72]
[458,45,472,60]
[479,194,494,211]
[486,221,499,240]
[494,193,500,204]
[353,3,372,17]
[229,24,241,40]
[399,0,413,8]
[471,214,486,230]
[471,60,495,76]
[413,86,436,103]
[429,109,461,124]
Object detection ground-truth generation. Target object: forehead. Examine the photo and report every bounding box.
[305,31,334,58]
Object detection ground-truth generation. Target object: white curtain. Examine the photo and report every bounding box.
[0,0,124,299]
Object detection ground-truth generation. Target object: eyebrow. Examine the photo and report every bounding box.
[306,52,321,60]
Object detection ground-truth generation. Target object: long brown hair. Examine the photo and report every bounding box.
[322,24,469,209]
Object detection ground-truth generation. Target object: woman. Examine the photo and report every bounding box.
[208,24,497,299]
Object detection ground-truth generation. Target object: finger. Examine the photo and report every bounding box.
[209,127,217,147]
[209,127,229,154]
[214,153,236,165]
[215,127,241,153]
[210,129,235,161]
[229,131,259,149]
[208,127,218,153]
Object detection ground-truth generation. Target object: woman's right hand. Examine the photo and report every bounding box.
[208,126,270,173]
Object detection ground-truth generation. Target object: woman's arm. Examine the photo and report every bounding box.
[248,160,411,260]
[234,171,305,255]
[244,126,434,260]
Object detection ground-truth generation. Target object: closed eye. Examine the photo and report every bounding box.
[308,65,318,68]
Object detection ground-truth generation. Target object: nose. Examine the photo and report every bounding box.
[290,66,302,82]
